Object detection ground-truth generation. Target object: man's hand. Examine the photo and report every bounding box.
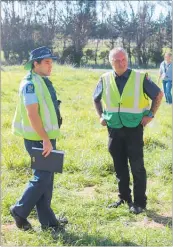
[94,101,106,126]
[140,116,153,127]
[42,139,53,157]
[157,77,162,86]
[100,117,107,126]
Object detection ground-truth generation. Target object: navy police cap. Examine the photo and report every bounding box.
[24,46,57,70]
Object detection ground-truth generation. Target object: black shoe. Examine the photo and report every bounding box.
[108,199,133,209]
[41,224,66,237]
[127,202,134,209]
[10,206,32,231]
[56,215,68,226]
[41,224,65,239]
[41,225,61,231]
[108,199,125,208]
[41,215,68,231]
[129,205,146,214]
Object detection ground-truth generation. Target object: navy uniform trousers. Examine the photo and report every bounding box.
[13,139,58,226]
[108,124,147,208]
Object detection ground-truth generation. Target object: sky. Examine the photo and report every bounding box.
[1,1,169,20]
[97,1,169,20]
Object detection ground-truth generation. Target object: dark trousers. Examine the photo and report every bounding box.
[13,139,58,226]
[108,125,147,208]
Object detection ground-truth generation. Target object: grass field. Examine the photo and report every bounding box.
[1,65,172,246]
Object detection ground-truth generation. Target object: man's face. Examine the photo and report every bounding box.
[34,58,53,76]
[111,51,128,75]
[164,54,172,63]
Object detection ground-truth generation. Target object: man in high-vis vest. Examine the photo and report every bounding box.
[93,47,163,214]
[10,46,67,231]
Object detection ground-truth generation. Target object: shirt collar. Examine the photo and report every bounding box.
[42,76,52,84]
[113,69,131,78]
[165,61,171,66]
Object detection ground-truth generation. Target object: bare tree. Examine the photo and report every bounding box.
[1,0,60,64]
[58,0,97,67]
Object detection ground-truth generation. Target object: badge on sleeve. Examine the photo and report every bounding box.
[26,83,35,93]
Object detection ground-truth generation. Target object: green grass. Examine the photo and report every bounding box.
[1,65,172,246]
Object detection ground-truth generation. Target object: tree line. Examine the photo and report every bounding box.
[1,0,172,68]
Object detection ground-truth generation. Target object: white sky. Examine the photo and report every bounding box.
[97,1,168,20]
[1,1,169,20]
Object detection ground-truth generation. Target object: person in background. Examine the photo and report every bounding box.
[158,52,172,104]
[10,46,67,232]
[93,47,163,214]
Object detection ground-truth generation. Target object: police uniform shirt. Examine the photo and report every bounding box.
[93,68,161,102]
[21,81,38,105]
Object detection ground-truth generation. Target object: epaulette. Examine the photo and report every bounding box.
[24,71,33,81]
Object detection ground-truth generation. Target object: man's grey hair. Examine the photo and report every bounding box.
[109,47,128,63]
[164,52,172,57]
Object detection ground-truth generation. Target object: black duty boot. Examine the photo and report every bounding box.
[10,206,32,231]
[108,199,125,208]
[129,204,146,214]
[56,215,68,226]
[41,215,68,231]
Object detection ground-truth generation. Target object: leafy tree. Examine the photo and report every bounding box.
[1,0,59,64]
[99,51,109,65]
[84,49,95,63]
[58,0,97,67]
[1,0,172,68]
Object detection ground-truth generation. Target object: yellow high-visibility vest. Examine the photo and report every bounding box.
[101,70,150,128]
[12,72,60,140]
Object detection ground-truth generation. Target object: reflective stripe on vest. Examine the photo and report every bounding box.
[103,71,150,113]
[32,74,53,131]
[13,122,58,132]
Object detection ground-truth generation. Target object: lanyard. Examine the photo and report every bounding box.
[164,62,171,74]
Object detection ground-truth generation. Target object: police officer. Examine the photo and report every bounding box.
[10,46,67,231]
[93,47,163,214]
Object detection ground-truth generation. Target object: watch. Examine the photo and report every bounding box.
[148,111,154,118]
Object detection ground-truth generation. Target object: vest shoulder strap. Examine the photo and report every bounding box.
[102,71,113,78]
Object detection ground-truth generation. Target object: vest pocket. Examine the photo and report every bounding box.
[120,113,142,127]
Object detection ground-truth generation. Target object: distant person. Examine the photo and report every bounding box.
[93,47,163,214]
[158,52,172,104]
[10,46,67,232]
